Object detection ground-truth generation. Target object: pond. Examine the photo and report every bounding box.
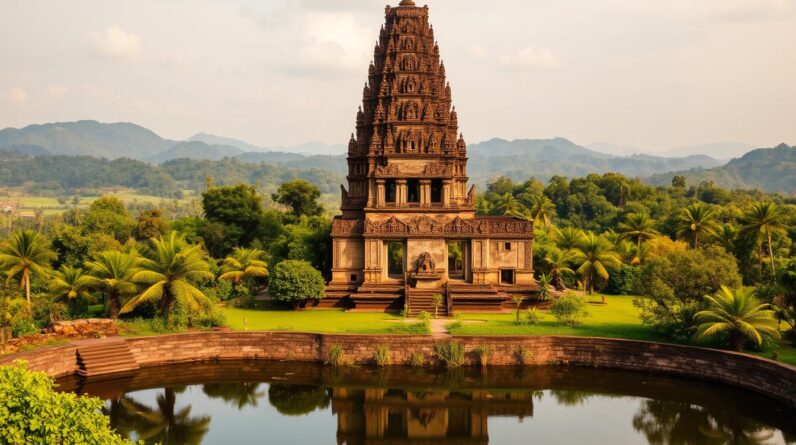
[58,361,796,445]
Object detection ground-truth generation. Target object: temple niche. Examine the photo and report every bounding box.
[325,0,537,314]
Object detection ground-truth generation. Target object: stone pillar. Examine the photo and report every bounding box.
[396,179,407,206]
[442,179,452,206]
[376,180,386,207]
[420,179,431,207]
[364,239,382,283]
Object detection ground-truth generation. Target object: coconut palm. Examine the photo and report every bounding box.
[713,223,738,254]
[86,250,141,319]
[121,232,213,318]
[116,387,210,445]
[551,227,586,250]
[740,202,789,277]
[543,248,576,291]
[493,192,521,216]
[694,286,780,351]
[0,229,57,304]
[572,232,622,300]
[219,247,269,287]
[528,194,556,228]
[618,213,658,251]
[676,203,718,249]
[49,265,94,311]
[618,240,648,267]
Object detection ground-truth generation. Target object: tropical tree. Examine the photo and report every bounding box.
[551,227,586,250]
[527,194,556,229]
[493,192,521,216]
[0,230,57,304]
[511,295,525,324]
[676,203,718,249]
[740,202,789,277]
[713,223,738,253]
[572,232,622,301]
[543,248,576,291]
[219,247,269,295]
[49,265,94,312]
[694,286,780,351]
[86,251,141,319]
[121,232,214,318]
[618,213,658,251]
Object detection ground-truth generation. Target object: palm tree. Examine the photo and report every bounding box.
[694,286,780,351]
[618,213,658,251]
[740,202,789,277]
[537,274,553,301]
[676,203,718,249]
[115,387,210,445]
[0,230,57,304]
[713,223,738,253]
[493,192,521,216]
[528,194,556,229]
[49,265,94,311]
[121,232,213,318]
[86,251,141,319]
[572,232,622,301]
[543,248,576,291]
[551,227,586,250]
[219,247,269,289]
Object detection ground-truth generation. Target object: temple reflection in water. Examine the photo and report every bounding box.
[333,387,535,445]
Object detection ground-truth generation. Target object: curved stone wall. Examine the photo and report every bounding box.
[1,332,794,408]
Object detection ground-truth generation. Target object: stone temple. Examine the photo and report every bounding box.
[325,0,537,315]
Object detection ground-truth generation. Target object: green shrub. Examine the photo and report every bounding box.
[550,293,589,325]
[0,361,133,444]
[269,260,326,308]
[409,351,425,367]
[525,308,542,325]
[418,311,432,322]
[373,345,391,366]
[327,344,348,366]
[473,345,492,367]
[435,342,465,368]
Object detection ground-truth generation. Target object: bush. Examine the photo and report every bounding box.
[373,345,391,366]
[435,342,465,368]
[605,265,640,295]
[0,361,133,444]
[327,344,348,366]
[516,345,534,365]
[417,311,432,323]
[409,351,425,367]
[269,260,326,308]
[549,293,589,325]
[525,308,542,325]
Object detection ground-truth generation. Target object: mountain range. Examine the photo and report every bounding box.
[0,120,792,193]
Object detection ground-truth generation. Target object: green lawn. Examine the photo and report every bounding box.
[223,307,429,335]
[449,295,663,341]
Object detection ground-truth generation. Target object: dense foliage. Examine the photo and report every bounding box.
[0,361,133,444]
[269,260,326,307]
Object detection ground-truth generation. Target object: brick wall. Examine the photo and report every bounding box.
[1,332,794,408]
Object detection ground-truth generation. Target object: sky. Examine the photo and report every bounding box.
[1,0,795,152]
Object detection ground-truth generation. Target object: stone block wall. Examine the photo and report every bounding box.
[1,332,794,408]
[0,319,117,355]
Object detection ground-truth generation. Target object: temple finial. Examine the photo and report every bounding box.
[399,0,416,5]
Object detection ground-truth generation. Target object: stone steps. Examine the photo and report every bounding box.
[74,338,139,378]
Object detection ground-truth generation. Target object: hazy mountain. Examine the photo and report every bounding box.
[648,143,796,194]
[148,141,243,163]
[0,144,51,156]
[662,142,755,160]
[269,142,347,155]
[236,151,348,175]
[188,133,265,153]
[466,138,723,184]
[586,142,646,156]
[0,120,172,158]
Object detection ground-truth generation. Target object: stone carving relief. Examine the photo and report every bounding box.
[364,215,532,238]
[416,252,436,272]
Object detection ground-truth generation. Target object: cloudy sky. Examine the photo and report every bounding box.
[1,0,794,151]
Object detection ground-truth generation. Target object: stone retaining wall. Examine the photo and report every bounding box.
[0,319,117,355]
[1,332,794,408]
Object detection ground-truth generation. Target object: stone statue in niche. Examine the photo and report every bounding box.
[416,252,436,272]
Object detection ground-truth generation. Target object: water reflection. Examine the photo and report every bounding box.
[58,363,795,445]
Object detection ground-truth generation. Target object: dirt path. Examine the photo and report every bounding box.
[430,318,452,338]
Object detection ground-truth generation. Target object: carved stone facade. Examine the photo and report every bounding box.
[327,1,536,312]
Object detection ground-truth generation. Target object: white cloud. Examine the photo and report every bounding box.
[499,46,561,70]
[292,12,371,74]
[470,45,487,59]
[6,87,28,105]
[91,25,141,59]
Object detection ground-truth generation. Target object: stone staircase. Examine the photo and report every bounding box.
[408,289,448,318]
[74,338,140,378]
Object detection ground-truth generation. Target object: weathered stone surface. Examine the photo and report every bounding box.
[0,319,118,355]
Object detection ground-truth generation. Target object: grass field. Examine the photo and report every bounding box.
[223,307,429,335]
[1,188,195,215]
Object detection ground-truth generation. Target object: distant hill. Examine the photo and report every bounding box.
[187,133,264,153]
[466,138,723,184]
[662,142,755,160]
[0,120,172,158]
[648,144,796,194]
[0,144,51,156]
[148,141,243,163]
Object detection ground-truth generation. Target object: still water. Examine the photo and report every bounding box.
[58,361,796,445]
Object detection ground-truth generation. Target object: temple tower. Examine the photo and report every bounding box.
[326,1,536,313]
